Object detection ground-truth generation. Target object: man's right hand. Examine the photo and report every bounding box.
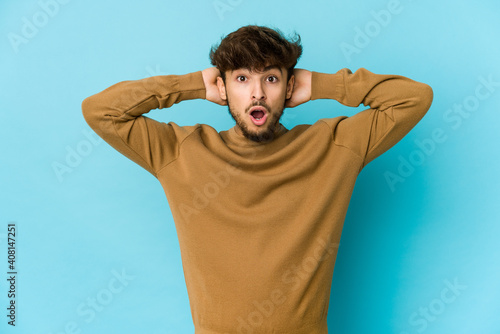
[202,67,227,106]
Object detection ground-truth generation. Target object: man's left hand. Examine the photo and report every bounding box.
[286,69,312,108]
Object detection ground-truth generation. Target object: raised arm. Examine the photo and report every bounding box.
[311,67,433,167]
[81,71,206,176]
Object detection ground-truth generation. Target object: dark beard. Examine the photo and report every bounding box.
[227,100,285,143]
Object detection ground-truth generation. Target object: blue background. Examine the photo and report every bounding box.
[1,0,499,333]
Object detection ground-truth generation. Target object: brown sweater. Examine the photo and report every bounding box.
[82,68,433,333]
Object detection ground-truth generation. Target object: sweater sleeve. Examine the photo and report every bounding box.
[81,71,206,177]
[311,68,433,168]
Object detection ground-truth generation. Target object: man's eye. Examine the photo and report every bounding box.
[237,76,246,82]
[267,76,278,82]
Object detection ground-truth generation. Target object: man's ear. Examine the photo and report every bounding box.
[286,75,295,100]
[217,76,227,101]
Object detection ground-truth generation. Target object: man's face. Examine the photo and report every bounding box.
[217,65,294,142]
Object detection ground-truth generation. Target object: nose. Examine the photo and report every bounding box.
[251,81,266,101]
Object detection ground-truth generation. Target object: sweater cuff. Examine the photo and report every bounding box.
[311,71,344,101]
[177,71,207,101]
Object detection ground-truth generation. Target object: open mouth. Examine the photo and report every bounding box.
[249,107,268,126]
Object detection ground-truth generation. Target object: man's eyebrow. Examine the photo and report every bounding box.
[243,65,283,74]
[263,65,283,74]
[237,66,283,75]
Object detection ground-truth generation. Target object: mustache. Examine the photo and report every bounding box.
[245,101,271,113]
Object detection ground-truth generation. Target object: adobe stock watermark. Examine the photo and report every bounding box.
[340,0,419,62]
[233,236,339,333]
[104,64,171,114]
[7,0,73,54]
[52,128,103,183]
[47,268,135,334]
[213,0,244,21]
[177,144,265,222]
[55,64,169,184]
[399,277,467,334]
[384,73,499,192]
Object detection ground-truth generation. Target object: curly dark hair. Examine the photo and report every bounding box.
[209,25,303,82]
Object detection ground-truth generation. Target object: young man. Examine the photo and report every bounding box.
[82,25,433,334]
